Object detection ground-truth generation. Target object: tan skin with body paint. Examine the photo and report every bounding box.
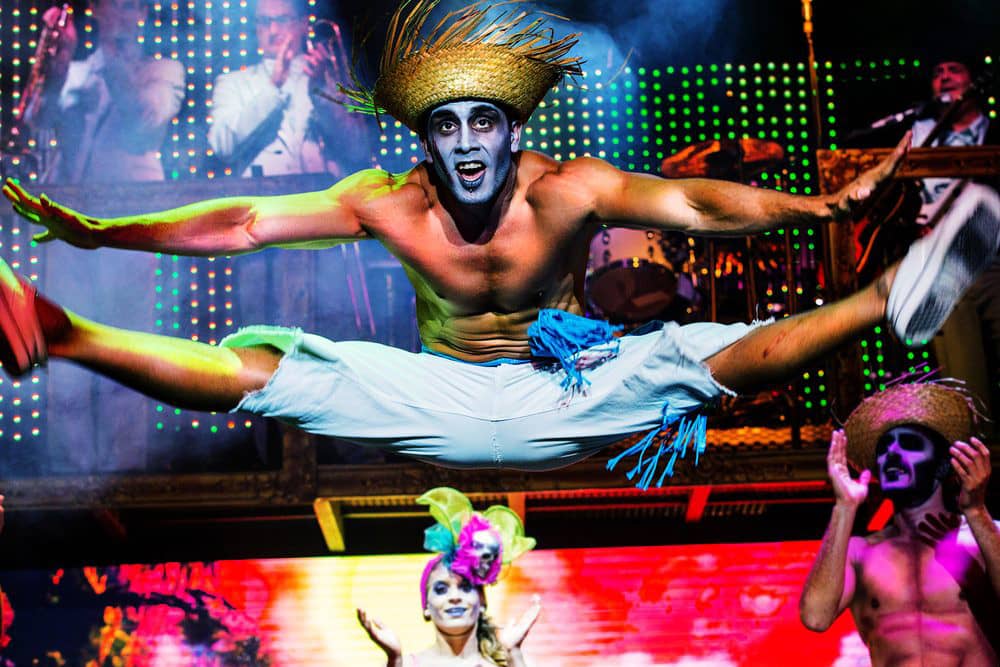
[3,101,904,409]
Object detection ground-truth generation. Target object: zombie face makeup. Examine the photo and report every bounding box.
[424,562,483,635]
[875,425,944,506]
[424,100,521,206]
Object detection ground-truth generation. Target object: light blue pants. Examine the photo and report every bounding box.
[222,320,755,471]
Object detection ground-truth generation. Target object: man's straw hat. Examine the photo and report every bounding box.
[844,382,977,473]
[342,0,583,132]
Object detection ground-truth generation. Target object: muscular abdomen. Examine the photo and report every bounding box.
[413,269,584,361]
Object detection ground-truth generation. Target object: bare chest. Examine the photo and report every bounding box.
[855,538,981,614]
[376,201,588,312]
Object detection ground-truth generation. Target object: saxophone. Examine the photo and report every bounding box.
[2,4,71,180]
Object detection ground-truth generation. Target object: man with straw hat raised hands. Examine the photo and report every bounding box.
[800,382,1000,665]
[2,0,1000,486]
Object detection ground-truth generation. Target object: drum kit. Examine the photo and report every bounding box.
[586,138,788,325]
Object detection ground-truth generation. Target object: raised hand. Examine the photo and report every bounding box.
[303,40,336,91]
[952,437,991,512]
[830,131,910,220]
[270,34,296,88]
[498,594,541,651]
[3,178,104,248]
[827,429,870,507]
[357,608,402,660]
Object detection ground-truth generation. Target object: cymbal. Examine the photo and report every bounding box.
[660,138,785,179]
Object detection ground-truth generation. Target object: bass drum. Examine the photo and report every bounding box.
[587,227,677,323]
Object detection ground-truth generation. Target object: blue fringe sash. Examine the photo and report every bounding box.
[528,308,710,490]
[606,409,708,490]
[527,309,622,390]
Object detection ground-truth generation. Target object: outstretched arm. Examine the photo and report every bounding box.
[952,438,1000,601]
[586,133,909,236]
[3,169,396,256]
[800,430,868,632]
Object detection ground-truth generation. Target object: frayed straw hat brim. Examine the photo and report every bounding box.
[844,383,975,473]
[341,0,582,132]
[375,43,565,131]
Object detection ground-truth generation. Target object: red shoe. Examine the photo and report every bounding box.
[0,257,48,377]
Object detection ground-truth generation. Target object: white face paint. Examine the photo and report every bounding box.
[424,100,521,206]
[875,425,941,502]
[469,529,501,579]
[425,563,483,635]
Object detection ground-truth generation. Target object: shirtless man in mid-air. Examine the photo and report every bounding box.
[2,0,999,483]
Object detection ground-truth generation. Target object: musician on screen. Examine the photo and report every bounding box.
[207,0,369,178]
[910,56,1000,419]
[25,0,184,183]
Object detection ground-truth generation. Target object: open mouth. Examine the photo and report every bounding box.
[882,464,910,482]
[445,607,467,618]
[455,161,486,190]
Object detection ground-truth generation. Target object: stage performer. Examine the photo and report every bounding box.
[357,487,540,667]
[3,0,1000,487]
[911,56,1000,417]
[799,382,1000,665]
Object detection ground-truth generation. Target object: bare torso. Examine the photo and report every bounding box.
[409,650,495,667]
[849,521,1000,667]
[357,151,599,361]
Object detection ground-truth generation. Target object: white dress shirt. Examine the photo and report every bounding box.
[209,55,340,177]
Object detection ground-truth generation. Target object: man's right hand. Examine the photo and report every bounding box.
[3,178,104,248]
[270,34,296,88]
[828,429,870,507]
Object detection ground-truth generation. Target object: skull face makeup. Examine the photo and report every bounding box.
[469,529,501,579]
[450,516,503,585]
[875,425,945,507]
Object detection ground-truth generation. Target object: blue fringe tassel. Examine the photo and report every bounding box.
[527,309,622,390]
[606,408,709,490]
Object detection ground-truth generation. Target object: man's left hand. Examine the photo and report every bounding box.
[829,131,910,220]
[952,437,991,512]
[303,41,337,92]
